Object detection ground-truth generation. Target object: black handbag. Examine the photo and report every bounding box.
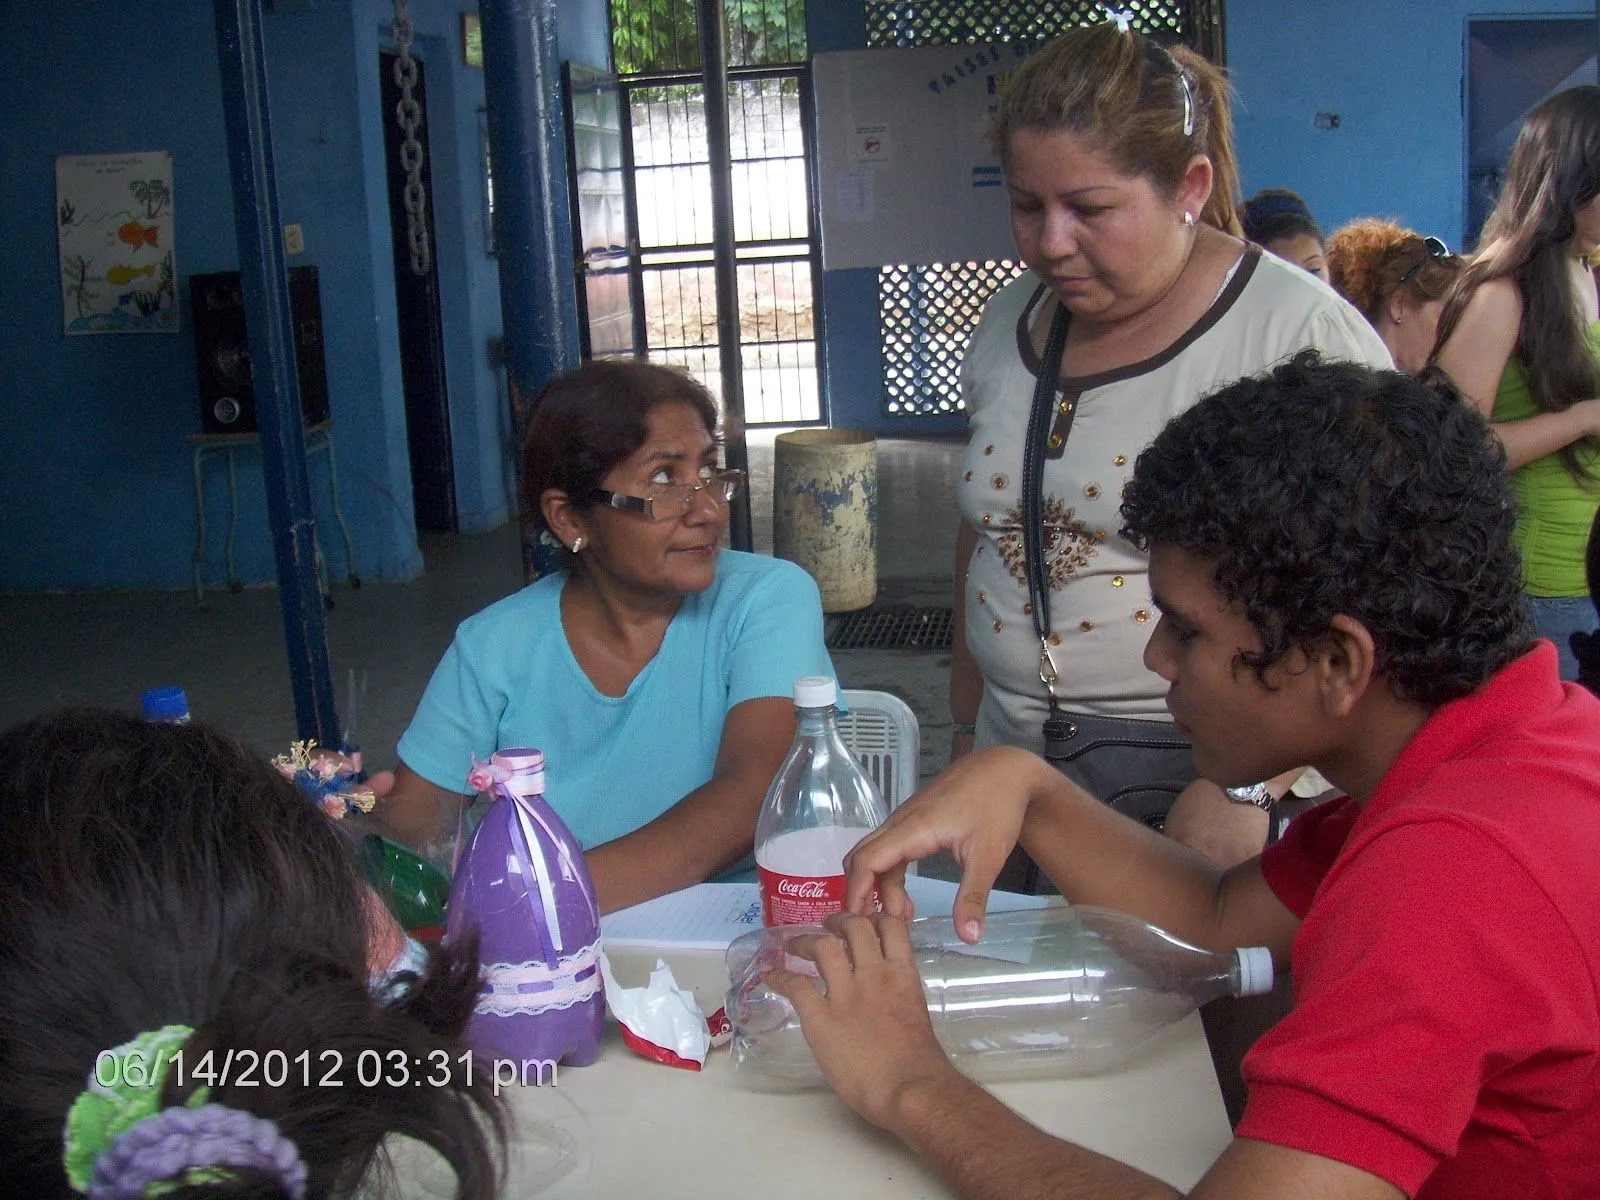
[996,299,1196,894]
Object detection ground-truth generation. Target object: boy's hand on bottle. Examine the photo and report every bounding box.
[843,747,1036,943]
[764,913,962,1132]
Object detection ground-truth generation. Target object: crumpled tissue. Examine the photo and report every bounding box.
[599,949,715,1071]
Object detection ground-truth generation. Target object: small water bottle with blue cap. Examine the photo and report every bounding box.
[140,687,191,724]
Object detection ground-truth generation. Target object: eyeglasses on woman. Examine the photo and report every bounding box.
[596,468,746,521]
[1396,236,1451,287]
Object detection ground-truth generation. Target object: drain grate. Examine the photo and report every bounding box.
[826,606,954,651]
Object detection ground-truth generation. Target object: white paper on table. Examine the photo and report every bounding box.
[601,883,766,951]
[600,876,1050,952]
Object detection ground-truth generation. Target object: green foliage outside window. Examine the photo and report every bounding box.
[610,0,807,74]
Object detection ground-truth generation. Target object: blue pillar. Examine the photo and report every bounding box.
[212,0,339,742]
[480,0,582,579]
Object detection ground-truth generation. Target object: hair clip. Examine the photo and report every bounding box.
[1178,70,1195,137]
[1102,5,1133,33]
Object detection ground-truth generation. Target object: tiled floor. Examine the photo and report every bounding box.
[0,432,967,788]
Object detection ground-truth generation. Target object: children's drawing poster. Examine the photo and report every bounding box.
[55,151,178,335]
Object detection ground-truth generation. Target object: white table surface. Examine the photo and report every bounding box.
[449,944,1233,1198]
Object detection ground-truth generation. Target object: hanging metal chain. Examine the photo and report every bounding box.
[390,0,432,277]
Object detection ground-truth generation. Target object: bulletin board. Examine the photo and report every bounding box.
[812,44,1034,271]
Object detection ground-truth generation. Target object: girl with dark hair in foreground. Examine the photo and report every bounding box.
[0,710,503,1199]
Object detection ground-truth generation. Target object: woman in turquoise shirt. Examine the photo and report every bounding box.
[376,361,834,912]
[1433,86,1600,679]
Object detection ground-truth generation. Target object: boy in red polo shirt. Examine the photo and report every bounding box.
[769,353,1600,1199]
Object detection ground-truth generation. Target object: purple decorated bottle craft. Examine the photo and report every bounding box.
[446,748,604,1069]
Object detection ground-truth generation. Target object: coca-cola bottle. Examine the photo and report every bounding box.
[755,676,890,927]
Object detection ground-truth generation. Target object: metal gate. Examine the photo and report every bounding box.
[608,1,821,425]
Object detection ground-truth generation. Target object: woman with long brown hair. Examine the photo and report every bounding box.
[1432,85,1600,678]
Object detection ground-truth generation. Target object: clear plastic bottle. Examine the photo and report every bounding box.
[755,676,890,927]
[140,686,191,724]
[725,905,1275,1086]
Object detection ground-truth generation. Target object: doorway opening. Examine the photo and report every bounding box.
[1465,18,1598,249]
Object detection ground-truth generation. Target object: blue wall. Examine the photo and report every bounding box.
[558,0,615,68]
[1229,0,1593,256]
[0,0,606,593]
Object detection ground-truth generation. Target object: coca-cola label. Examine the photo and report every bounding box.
[758,866,847,926]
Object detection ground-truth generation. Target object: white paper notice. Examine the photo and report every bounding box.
[600,877,1051,952]
[853,122,892,165]
[834,170,875,224]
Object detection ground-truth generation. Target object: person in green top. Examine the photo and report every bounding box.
[1432,85,1600,680]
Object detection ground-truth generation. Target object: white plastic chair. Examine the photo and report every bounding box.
[838,688,922,875]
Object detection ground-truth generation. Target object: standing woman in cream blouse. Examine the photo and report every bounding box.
[948,22,1390,877]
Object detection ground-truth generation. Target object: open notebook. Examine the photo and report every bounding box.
[600,875,1051,952]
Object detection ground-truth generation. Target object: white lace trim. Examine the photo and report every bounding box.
[475,942,602,1017]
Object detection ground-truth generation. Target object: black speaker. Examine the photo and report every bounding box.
[190,266,332,435]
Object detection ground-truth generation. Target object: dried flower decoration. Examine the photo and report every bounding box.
[272,740,377,820]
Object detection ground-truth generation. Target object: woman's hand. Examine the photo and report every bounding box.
[1164,781,1271,869]
[1573,397,1600,437]
[844,746,1047,943]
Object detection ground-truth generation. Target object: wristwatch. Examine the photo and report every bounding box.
[1223,782,1276,810]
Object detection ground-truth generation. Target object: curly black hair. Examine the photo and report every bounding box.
[1120,351,1533,706]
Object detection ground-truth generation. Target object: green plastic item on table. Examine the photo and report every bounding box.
[358,833,450,940]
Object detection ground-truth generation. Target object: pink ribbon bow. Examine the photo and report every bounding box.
[466,756,512,794]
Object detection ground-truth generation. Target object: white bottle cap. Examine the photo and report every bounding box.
[792,675,838,709]
[1234,946,1275,997]
[492,747,546,794]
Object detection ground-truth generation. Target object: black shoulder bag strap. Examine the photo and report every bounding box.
[1022,297,1074,732]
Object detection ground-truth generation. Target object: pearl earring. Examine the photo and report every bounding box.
[571,536,584,553]
[1182,211,1195,229]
